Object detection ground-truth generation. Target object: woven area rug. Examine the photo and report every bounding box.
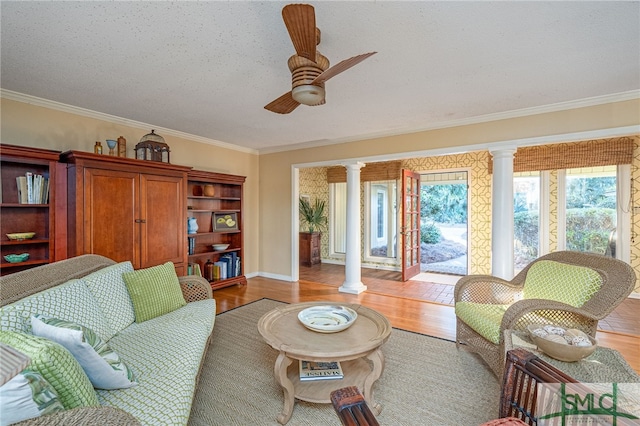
[188,299,499,425]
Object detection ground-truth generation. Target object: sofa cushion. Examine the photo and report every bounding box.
[122,262,186,323]
[96,299,216,425]
[0,368,65,425]
[455,302,509,344]
[31,315,136,390]
[0,279,111,342]
[0,331,99,410]
[82,261,136,339]
[522,260,602,307]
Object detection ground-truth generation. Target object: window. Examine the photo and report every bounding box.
[562,166,618,255]
[365,181,397,262]
[377,192,384,239]
[514,172,541,271]
[513,164,630,272]
[329,182,347,256]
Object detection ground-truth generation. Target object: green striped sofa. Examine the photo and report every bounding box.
[0,255,215,425]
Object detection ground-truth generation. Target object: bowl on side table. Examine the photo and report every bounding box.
[528,324,597,362]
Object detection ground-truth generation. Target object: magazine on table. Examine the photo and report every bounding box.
[299,360,343,381]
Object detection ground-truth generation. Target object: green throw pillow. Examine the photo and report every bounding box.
[0,331,99,410]
[122,261,186,322]
[523,260,602,307]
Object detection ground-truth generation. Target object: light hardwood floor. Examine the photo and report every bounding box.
[212,276,640,375]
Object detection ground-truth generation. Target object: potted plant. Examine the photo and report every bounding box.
[299,197,327,266]
[299,197,327,233]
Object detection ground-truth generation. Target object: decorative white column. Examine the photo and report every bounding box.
[489,149,516,280]
[339,162,367,294]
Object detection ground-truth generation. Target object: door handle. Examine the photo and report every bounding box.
[135,219,147,223]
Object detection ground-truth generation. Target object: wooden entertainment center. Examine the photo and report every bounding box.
[0,143,247,290]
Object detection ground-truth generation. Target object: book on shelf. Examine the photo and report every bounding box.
[15,172,49,204]
[299,360,344,381]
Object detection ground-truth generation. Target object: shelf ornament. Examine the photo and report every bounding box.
[135,130,170,163]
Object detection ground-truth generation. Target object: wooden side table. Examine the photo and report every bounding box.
[258,302,392,425]
[504,329,640,383]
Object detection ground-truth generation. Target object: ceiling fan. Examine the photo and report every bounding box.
[264,3,376,114]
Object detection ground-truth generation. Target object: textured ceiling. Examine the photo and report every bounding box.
[1,1,639,153]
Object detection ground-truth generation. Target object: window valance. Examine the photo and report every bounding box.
[488,136,635,173]
[327,161,402,183]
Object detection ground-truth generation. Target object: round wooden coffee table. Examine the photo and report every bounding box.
[258,301,392,425]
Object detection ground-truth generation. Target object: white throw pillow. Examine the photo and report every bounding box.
[0,369,64,426]
[31,315,137,390]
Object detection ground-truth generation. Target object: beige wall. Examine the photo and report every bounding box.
[3,96,640,292]
[260,99,640,285]
[0,98,260,276]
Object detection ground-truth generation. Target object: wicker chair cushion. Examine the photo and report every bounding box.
[0,279,112,342]
[522,260,602,307]
[31,315,136,390]
[0,368,65,425]
[455,303,509,344]
[122,262,186,323]
[0,331,99,410]
[82,261,135,339]
[95,299,216,425]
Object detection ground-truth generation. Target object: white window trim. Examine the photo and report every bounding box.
[617,164,631,263]
[363,181,399,265]
[555,167,629,262]
[418,167,472,276]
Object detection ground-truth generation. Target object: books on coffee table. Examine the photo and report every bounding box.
[299,360,344,381]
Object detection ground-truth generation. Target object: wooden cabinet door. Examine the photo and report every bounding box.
[83,168,139,265]
[139,173,185,269]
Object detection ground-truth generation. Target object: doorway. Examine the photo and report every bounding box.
[419,171,469,276]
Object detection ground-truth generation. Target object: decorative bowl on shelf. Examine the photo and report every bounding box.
[527,324,597,362]
[298,305,358,333]
[212,244,230,251]
[4,253,30,263]
[6,232,36,241]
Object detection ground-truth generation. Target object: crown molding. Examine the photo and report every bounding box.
[260,90,640,154]
[3,88,637,156]
[0,89,258,155]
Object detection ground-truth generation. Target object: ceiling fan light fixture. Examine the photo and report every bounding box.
[291,84,325,106]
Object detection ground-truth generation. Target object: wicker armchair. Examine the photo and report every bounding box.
[454,251,636,377]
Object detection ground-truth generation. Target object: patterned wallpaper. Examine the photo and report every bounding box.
[299,167,330,258]
[299,136,640,293]
[629,136,640,293]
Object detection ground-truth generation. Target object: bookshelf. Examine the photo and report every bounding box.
[0,144,64,275]
[187,170,246,290]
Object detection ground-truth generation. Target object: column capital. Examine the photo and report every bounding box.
[488,148,517,157]
[341,161,365,171]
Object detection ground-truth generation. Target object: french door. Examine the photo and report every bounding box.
[401,169,421,281]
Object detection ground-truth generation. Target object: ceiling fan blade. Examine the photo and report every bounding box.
[264,91,300,114]
[282,4,316,61]
[312,52,377,85]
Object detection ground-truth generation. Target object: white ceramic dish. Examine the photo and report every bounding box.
[212,244,230,251]
[298,305,358,333]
